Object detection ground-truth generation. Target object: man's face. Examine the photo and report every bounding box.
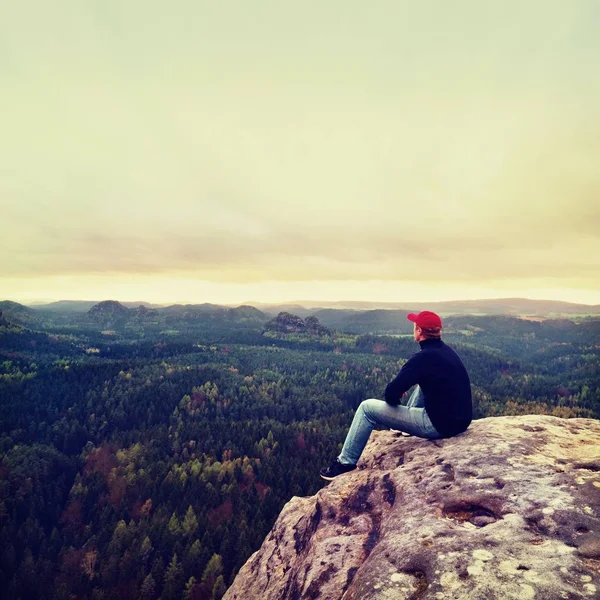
[413,323,422,341]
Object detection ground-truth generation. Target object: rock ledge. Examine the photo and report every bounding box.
[225,415,600,600]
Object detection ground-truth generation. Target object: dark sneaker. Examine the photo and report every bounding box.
[319,459,357,481]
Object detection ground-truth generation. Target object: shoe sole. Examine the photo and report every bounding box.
[391,429,412,436]
[319,470,356,481]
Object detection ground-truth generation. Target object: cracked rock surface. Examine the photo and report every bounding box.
[224,415,600,600]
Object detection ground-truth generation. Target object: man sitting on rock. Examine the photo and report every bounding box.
[320,311,472,480]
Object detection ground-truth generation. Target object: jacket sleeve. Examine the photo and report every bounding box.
[384,355,422,405]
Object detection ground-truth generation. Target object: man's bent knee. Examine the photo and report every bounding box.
[360,398,387,423]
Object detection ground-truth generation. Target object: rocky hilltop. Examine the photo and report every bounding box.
[265,312,331,336]
[88,300,130,317]
[87,301,159,323]
[225,415,600,600]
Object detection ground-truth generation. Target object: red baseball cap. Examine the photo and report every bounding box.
[407,310,443,329]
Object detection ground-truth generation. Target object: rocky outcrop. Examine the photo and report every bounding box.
[88,300,129,318]
[264,312,331,336]
[225,415,600,600]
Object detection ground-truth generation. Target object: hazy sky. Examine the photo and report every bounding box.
[2,1,599,305]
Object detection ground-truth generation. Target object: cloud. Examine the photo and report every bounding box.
[1,1,599,301]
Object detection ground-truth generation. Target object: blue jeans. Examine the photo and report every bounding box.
[338,386,441,465]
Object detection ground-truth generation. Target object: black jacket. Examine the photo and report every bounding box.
[384,338,472,437]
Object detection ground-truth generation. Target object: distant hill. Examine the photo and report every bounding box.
[160,303,227,315]
[80,301,266,331]
[311,309,412,334]
[0,300,42,326]
[303,309,600,341]
[1,299,268,333]
[19,297,600,318]
[252,298,600,317]
[86,300,159,327]
[159,303,266,323]
[228,305,266,320]
[31,300,99,312]
[252,304,317,318]
[416,298,600,316]
[32,300,164,312]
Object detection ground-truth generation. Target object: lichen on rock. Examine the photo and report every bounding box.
[225,415,600,600]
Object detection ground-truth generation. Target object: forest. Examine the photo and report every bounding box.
[0,300,599,599]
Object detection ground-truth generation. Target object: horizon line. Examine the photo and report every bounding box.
[5,296,599,309]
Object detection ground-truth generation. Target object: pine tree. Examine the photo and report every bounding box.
[183,506,198,536]
[211,575,226,600]
[201,553,224,596]
[150,556,164,589]
[140,574,156,600]
[163,553,184,600]
[168,512,182,536]
[184,539,202,573]
[140,536,153,566]
[107,520,128,555]
[183,576,197,600]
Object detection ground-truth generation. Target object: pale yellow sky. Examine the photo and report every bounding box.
[2,1,599,305]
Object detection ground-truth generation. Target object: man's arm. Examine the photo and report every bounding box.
[384,356,422,405]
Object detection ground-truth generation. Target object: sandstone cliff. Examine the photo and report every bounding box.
[225,415,600,600]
